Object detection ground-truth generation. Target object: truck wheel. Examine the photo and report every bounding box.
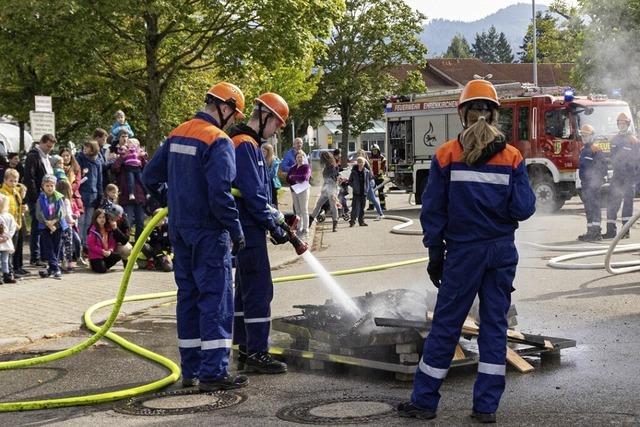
[531,175,564,212]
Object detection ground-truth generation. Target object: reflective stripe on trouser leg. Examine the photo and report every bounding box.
[583,186,601,230]
[235,236,274,352]
[473,240,517,414]
[232,287,246,348]
[412,244,488,411]
[173,229,202,380]
[175,227,234,382]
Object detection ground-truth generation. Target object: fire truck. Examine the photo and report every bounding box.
[384,83,635,211]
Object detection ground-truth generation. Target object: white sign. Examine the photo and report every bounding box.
[35,96,52,113]
[29,111,56,141]
[306,125,314,146]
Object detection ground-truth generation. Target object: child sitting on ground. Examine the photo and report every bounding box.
[0,194,17,284]
[86,208,121,273]
[137,211,173,272]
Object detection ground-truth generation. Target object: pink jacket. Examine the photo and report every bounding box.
[86,224,117,260]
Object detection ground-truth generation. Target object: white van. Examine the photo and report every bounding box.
[0,122,33,155]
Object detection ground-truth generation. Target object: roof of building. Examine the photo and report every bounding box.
[387,58,574,90]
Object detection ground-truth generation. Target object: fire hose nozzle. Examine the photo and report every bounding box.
[283,214,308,255]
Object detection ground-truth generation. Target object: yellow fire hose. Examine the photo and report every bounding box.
[0,207,426,412]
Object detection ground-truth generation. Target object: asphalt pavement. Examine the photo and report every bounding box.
[0,191,639,425]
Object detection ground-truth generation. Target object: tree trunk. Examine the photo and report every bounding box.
[340,102,351,167]
[144,13,164,152]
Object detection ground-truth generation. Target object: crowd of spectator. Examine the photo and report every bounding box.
[0,110,172,283]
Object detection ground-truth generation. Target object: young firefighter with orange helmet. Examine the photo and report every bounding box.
[142,82,248,392]
[603,112,639,239]
[577,124,607,241]
[228,93,290,374]
[398,79,536,423]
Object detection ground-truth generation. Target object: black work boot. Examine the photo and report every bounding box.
[471,411,497,423]
[245,351,287,374]
[199,374,249,392]
[397,402,436,420]
[332,220,338,232]
[3,273,16,284]
[181,377,199,388]
[237,345,247,370]
[602,223,617,239]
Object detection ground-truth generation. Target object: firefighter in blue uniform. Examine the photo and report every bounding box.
[577,124,607,241]
[603,112,639,239]
[142,82,248,392]
[229,92,290,374]
[398,79,536,423]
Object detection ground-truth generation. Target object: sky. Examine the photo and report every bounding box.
[402,0,578,22]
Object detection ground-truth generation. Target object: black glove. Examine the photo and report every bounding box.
[270,227,289,245]
[231,236,245,256]
[427,246,445,288]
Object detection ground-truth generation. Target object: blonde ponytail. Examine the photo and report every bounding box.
[460,109,503,166]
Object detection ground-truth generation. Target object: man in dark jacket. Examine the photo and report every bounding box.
[348,156,371,227]
[24,133,56,265]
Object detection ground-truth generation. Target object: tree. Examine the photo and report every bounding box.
[472,26,513,63]
[444,34,472,59]
[0,1,343,150]
[496,32,515,63]
[575,0,640,103]
[312,0,428,163]
[519,2,584,64]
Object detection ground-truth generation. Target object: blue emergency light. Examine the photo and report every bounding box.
[563,88,575,102]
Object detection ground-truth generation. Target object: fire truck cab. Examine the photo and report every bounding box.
[385,84,634,212]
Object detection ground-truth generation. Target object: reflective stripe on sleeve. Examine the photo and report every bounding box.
[170,143,197,156]
[244,317,271,324]
[451,170,510,186]
[419,358,448,379]
[201,339,232,350]
[478,362,506,376]
[234,311,245,317]
[178,338,201,348]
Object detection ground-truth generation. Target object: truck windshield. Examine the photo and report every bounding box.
[575,105,635,135]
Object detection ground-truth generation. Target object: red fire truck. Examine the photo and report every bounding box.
[384,84,635,211]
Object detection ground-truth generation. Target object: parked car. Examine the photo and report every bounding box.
[347,150,371,168]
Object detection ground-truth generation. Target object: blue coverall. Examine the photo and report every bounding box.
[142,112,243,382]
[607,133,639,232]
[229,124,281,353]
[415,139,536,414]
[579,143,607,234]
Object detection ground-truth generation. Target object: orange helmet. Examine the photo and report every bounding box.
[458,79,500,108]
[617,112,631,123]
[207,82,246,119]
[255,92,289,127]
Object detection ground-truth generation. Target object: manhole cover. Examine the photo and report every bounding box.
[115,388,246,416]
[277,396,401,424]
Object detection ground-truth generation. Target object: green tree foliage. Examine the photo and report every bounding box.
[519,2,584,64]
[311,0,427,161]
[444,34,472,59]
[0,0,343,150]
[471,26,514,63]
